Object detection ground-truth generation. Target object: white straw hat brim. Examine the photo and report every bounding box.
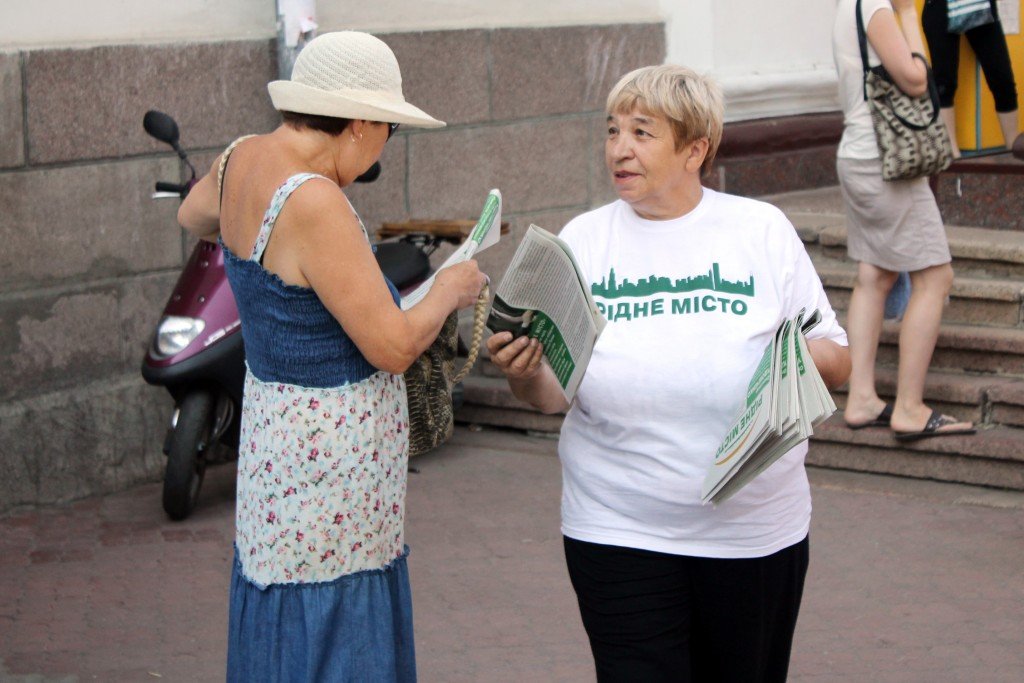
[268,80,446,129]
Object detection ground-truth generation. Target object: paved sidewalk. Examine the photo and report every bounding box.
[1,426,1022,682]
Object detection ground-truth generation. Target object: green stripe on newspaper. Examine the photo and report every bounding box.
[530,311,575,389]
[747,346,772,407]
[794,335,807,376]
[780,327,790,379]
[470,193,500,244]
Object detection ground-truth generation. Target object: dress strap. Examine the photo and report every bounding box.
[250,173,327,263]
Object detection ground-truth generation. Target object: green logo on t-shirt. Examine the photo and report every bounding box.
[592,263,754,299]
[592,263,755,323]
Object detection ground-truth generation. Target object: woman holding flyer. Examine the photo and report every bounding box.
[487,65,850,682]
[177,31,485,681]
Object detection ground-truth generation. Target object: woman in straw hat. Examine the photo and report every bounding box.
[488,65,850,682]
[178,31,485,681]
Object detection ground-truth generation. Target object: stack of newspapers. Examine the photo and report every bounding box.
[701,309,837,505]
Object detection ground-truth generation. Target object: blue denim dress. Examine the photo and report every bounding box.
[222,174,414,682]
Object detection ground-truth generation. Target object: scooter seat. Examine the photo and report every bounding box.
[374,241,431,291]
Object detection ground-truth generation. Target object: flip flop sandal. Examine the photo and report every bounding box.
[893,409,977,442]
[845,402,893,430]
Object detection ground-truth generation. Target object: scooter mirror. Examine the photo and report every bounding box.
[355,161,382,183]
[143,110,181,147]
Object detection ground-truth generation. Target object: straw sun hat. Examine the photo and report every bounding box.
[268,31,445,129]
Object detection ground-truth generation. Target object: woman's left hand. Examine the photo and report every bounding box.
[487,332,544,380]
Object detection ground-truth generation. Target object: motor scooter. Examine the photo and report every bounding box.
[141,110,462,520]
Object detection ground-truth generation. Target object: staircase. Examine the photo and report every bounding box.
[455,174,1024,491]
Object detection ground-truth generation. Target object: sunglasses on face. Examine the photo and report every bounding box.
[387,122,400,139]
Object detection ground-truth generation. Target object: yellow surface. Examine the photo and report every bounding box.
[916,0,1024,151]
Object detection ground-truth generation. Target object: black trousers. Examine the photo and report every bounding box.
[563,535,809,683]
[922,0,1019,112]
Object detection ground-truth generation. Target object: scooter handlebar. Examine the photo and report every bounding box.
[154,181,189,197]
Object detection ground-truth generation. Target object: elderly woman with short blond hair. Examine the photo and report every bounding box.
[488,65,850,682]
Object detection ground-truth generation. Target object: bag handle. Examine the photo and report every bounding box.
[855,1,941,128]
[884,54,942,130]
[452,283,491,384]
[217,134,258,207]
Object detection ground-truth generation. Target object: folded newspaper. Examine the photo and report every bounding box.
[701,309,837,504]
[487,224,607,402]
[399,189,503,310]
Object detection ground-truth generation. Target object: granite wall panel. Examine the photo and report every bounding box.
[408,118,589,219]
[0,52,24,169]
[491,23,664,120]
[25,40,279,164]
[936,173,1024,231]
[0,287,122,401]
[588,114,618,208]
[118,271,182,370]
[0,377,170,513]
[343,137,410,234]
[0,158,183,290]
[717,146,840,198]
[383,30,491,126]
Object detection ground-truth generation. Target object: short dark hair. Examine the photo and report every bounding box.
[280,110,353,137]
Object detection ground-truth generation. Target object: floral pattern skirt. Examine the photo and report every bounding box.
[228,368,413,680]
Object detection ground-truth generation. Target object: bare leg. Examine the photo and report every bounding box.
[996,109,1020,149]
[890,263,972,433]
[940,107,961,158]
[844,262,898,426]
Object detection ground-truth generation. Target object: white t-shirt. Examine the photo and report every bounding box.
[557,189,848,559]
[833,0,892,159]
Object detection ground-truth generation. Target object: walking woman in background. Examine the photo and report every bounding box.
[833,0,976,440]
[177,31,485,681]
[922,0,1021,156]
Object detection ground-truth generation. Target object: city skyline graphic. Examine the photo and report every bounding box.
[591,263,755,299]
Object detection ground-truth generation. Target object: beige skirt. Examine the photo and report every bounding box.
[836,156,951,272]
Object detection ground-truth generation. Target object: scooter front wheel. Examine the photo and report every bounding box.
[162,390,213,520]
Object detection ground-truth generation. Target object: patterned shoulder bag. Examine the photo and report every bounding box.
[405,285,490,457]
[856,0,953,181]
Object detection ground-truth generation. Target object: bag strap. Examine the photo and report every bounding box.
[856,0,871,100]
[452,283,491,384]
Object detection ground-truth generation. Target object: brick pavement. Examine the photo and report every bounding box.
[1,426,1022,682]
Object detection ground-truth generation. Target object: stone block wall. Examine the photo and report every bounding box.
[0,24,666,514]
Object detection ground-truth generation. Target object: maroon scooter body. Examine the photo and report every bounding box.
[145,240,240,369]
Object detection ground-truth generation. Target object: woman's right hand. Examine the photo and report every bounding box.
[434,260,487,310]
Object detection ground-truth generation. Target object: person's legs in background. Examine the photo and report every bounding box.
[843,262,899,427]
[890,263,973,433]
[965,10,1020,150]
[922,0,964,157]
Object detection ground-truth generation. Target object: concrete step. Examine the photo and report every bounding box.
[455,376,564,434]
[457,378,1024,490]
[808,416,1024,490]
[870,320,1024,377]
[814,223,1024,281]
[830,367,1019,426]
[815,259,1024,328]
[768,186,1024,279]
[988,381,1024,428]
